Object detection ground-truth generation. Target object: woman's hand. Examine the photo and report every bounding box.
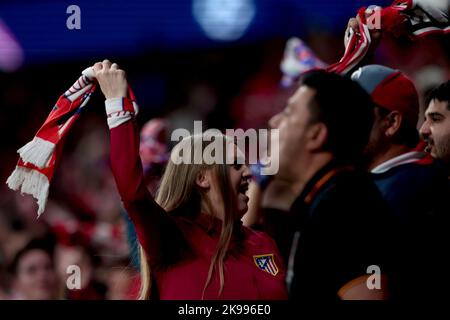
[93,59,127,99]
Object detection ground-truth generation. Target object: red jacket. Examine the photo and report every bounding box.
[109,119,288,300]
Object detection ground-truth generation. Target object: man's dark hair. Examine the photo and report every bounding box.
[301,70,374,164]
[426,80,450,108]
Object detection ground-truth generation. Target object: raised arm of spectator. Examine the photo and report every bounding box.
[94,60,182,267]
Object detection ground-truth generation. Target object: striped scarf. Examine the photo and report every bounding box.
[282,0,449,81]
[6,67,138,216]
[328,0,449,74]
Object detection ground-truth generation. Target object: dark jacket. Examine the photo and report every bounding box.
[288,162,395,301]
[372,156,450,299]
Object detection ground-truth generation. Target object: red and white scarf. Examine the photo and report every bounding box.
[282,0,449,80]
[328,0,449,75]
[6,67,138,217]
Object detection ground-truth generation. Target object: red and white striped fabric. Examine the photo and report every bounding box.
[6,67,139,217]
[388,0,450,38]
[327,0,449,75]
[280,0,449,82]
[326,7,373,75]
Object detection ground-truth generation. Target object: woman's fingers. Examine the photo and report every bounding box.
[102,59,112,69]
[93,60,120,75]
[93,62,103,73]
[92,60,127,99]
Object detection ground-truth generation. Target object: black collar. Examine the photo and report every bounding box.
[292,160,355,210]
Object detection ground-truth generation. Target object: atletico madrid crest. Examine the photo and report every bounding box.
[253,254,279,276]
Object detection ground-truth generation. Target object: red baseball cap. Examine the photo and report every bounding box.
[351,65,420,127]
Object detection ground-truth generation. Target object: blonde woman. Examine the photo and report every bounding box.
[93,60,288,300]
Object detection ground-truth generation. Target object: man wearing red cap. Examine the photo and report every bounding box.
[352,65,449,300]
[351,65,421,168]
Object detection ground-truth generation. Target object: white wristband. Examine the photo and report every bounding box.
[105,97,133,129]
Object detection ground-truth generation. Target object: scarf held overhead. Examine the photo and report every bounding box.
[281,0,449,81]
[6,68,139,217]
[328,0,449,74]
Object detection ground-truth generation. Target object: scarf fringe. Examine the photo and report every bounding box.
[17,137,55,169]
[6,166,49,217]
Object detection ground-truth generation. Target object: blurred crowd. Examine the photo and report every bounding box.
[1,3,449,300]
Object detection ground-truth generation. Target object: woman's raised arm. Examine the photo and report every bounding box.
[94,60,183,267]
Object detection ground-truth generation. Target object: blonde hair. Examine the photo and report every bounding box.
[138,133,237,299]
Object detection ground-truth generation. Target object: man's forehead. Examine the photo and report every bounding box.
[427,99,450,115]
[288,85,315,106]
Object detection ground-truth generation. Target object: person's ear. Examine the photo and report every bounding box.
[306,122,328,152]
[384,111,402,137]
[196,170,211,190]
